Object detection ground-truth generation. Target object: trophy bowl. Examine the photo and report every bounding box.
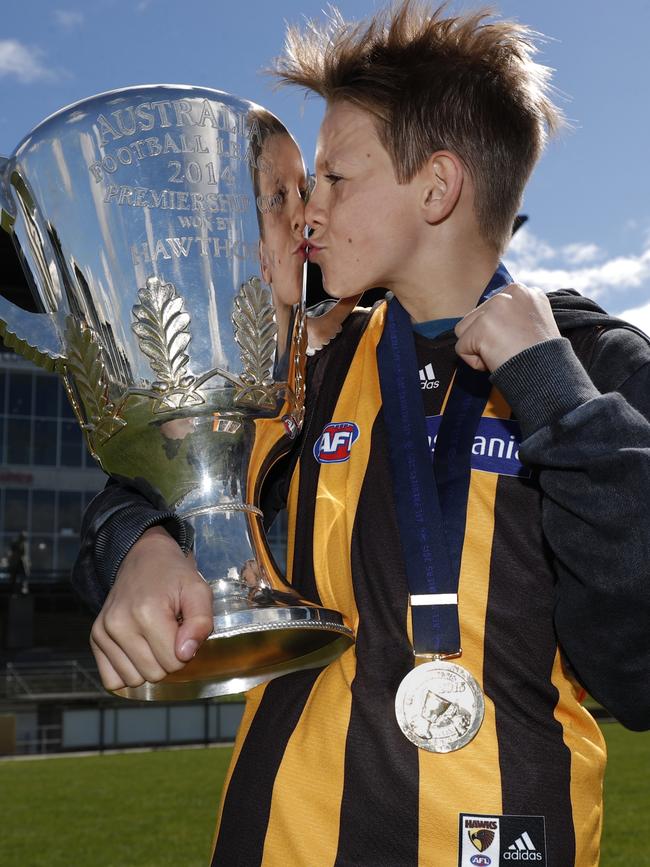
[0,84,354,700]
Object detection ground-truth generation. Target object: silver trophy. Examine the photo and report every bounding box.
[0,85,354,700]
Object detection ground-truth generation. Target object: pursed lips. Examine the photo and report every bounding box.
[293,239,310,261]
[306,241,324,260]
[291,237,327,261]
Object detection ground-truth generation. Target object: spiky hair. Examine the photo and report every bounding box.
[272,1,563,251]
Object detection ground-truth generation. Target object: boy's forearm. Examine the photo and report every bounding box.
[71,479,193,614]
[492,332,650,729]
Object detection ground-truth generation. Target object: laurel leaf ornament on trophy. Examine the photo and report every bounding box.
[63,317,127,449]
[131,277,204,410]
[233,277,279,409]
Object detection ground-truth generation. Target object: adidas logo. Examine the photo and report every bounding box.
[503,831,542,861]
[419,363,440,390]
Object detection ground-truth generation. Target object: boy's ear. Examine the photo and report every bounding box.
[420,151,464,224]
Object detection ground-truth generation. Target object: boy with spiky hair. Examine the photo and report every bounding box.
[72,4,650,865]
[279,3,560,258]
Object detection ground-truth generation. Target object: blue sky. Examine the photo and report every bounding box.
[2,0,650,328]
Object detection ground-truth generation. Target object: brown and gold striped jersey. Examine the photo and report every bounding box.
[209,293,650,867]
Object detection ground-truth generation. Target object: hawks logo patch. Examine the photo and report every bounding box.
[459,816,500,866]
[470,829,495,852]
[459,813,547,867]
[313,421,360,463]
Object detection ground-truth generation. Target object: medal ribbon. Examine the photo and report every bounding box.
[377,264,512,655]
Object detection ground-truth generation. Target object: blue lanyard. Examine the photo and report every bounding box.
[377,265,512,655]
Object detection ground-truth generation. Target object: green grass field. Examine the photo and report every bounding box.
[600,724,650,867]
[0,724,647,866]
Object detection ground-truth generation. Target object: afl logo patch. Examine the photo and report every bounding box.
[313,422,360,463]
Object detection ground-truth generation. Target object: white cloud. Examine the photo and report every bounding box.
[0,39,55,84]
[506,226,555,270]
[54,10,85,30]
[560,242,601,266]
[507,228,603,271]
[504,226,650,311]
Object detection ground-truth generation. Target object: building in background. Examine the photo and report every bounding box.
[0,221,108,583]
[0,350,105,580]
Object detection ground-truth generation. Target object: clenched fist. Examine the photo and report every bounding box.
[454,283,560,372]
[90,526,213,692]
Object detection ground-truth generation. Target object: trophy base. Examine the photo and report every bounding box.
[111,605,354,701]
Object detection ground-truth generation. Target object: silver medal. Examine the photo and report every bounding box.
[395,660,484,752]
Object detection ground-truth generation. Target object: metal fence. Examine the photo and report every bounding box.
[1,659,103,700]
[0,659,244,755]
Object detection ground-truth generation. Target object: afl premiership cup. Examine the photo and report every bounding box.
[0,85,354,700]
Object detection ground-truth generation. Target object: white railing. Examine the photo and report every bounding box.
[1,660,103,699]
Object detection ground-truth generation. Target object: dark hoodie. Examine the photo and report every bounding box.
[71,291,650,730]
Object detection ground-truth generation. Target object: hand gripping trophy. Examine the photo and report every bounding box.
[0,85,354,700]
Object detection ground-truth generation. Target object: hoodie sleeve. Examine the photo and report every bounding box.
[491,326,650,731]
[70,478,194,615]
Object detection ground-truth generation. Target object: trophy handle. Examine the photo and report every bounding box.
[0,156,63,372]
